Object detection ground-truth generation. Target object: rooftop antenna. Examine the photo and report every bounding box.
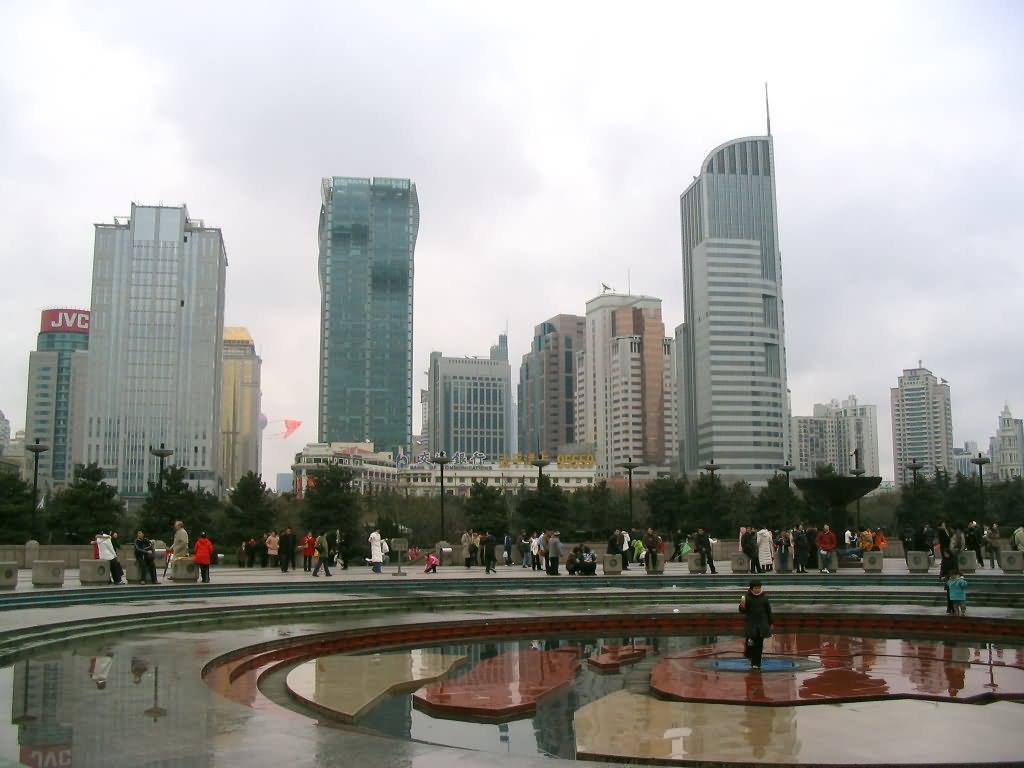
[765,82,772,137]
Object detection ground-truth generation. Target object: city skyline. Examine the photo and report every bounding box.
[1,3,1022,483]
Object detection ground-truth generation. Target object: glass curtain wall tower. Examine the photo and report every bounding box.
[678,135,790,484]
[318,177,419,458]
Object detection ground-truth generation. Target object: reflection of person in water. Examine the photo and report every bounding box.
[131,657,148,684]
[90,653,113,689]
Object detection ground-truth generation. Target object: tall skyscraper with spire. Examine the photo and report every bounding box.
[677,125,790,485]
[318,177,419,458]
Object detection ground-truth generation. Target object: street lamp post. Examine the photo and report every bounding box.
[25,439,50,542]
[906,458,923,526]
[150,443,174,489]
[970,453,991,523]
[433,451,451,541]
[616,457,642,531]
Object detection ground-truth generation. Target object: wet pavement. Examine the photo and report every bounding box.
[0,562,1021,766]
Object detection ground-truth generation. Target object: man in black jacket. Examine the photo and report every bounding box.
[695,527,717,574]
[279,527,297,572]
[739,579,772,669]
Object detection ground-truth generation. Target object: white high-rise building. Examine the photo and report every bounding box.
[993,404,1023,481]
[791,396,879,478]
[890,364,953,487]
[575,293,677,478]
[83,204,227,496]
[678,133,790,485]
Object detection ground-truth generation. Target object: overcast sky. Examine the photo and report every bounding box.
[2,1,1022,483]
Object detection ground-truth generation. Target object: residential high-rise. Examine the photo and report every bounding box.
[427,336,513,462]
[0,409,10,455]
[518,315,585,459]
[318,177,418,458]
[993,404,1023,481]
[24,309,90,489]
[83,204,227,496]
[678,133,790,485]
[575,293,677,478]
[890,364,953,486]
[221,327,262,489]
[791,396,879,478]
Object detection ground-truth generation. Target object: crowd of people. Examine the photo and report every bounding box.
[89,518,1024,589]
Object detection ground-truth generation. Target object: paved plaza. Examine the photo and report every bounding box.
[0,558,1020,767]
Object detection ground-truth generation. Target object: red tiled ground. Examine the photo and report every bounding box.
[412,647,580,720]
[650,634,1024,705]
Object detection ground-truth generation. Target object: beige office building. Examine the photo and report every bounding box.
[221,327,262,488]
[575,293,677,478]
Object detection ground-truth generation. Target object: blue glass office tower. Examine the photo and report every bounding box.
[318,177,419,457]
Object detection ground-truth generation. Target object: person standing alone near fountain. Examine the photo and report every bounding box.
[739,580,773,670]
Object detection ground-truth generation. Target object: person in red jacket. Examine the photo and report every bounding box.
[815,525,837,573]
[301,532,317,572]
[193,532,214,583]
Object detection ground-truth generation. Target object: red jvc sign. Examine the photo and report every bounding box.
[40,309,90,334]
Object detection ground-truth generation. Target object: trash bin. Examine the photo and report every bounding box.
[436,543,454,567]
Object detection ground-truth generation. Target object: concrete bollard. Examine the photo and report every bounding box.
[686,552,705,574]
[730,552,750,573]
[861,551,884,572]
[32,561,65,588]
[999,551,1023,574]
[0,562,18,589]
[775,553,793,574]
[79,559,112,585]
[168,558,200,582]
[602,554,622,575]
[123,559,141,582]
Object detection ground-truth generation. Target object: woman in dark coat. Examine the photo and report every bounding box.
[739,579,773,669]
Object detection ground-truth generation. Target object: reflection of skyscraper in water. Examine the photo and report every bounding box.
[13,659,73,768]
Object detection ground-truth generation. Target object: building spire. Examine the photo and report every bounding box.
[765,82,772,136]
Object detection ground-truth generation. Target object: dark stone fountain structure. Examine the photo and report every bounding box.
[794,475,882,533]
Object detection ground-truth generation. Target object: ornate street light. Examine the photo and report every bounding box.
[25,438,50,542]
[779,460,795,486]
[703,458,720,529]
[616,457,642,531]
[433,451,451,541]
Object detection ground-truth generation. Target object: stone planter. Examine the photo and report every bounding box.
[999,550,1022,574]
[774,553,793,573]
[123,559,141,582]
[861,551,884,572]
[0,562,17,589]
[956,551,977,574]
[602,554,622,575]
[730,552,750,573]
[79,559,111,585]
[686,552,705,574]
[906,551,931,574]
[168,558,199,582]
[645,558,665,574]
[32,561,65,587]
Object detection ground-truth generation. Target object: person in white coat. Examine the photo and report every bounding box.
[368,527,384,574]
[95,532,124,584]
[756,526,774,572]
